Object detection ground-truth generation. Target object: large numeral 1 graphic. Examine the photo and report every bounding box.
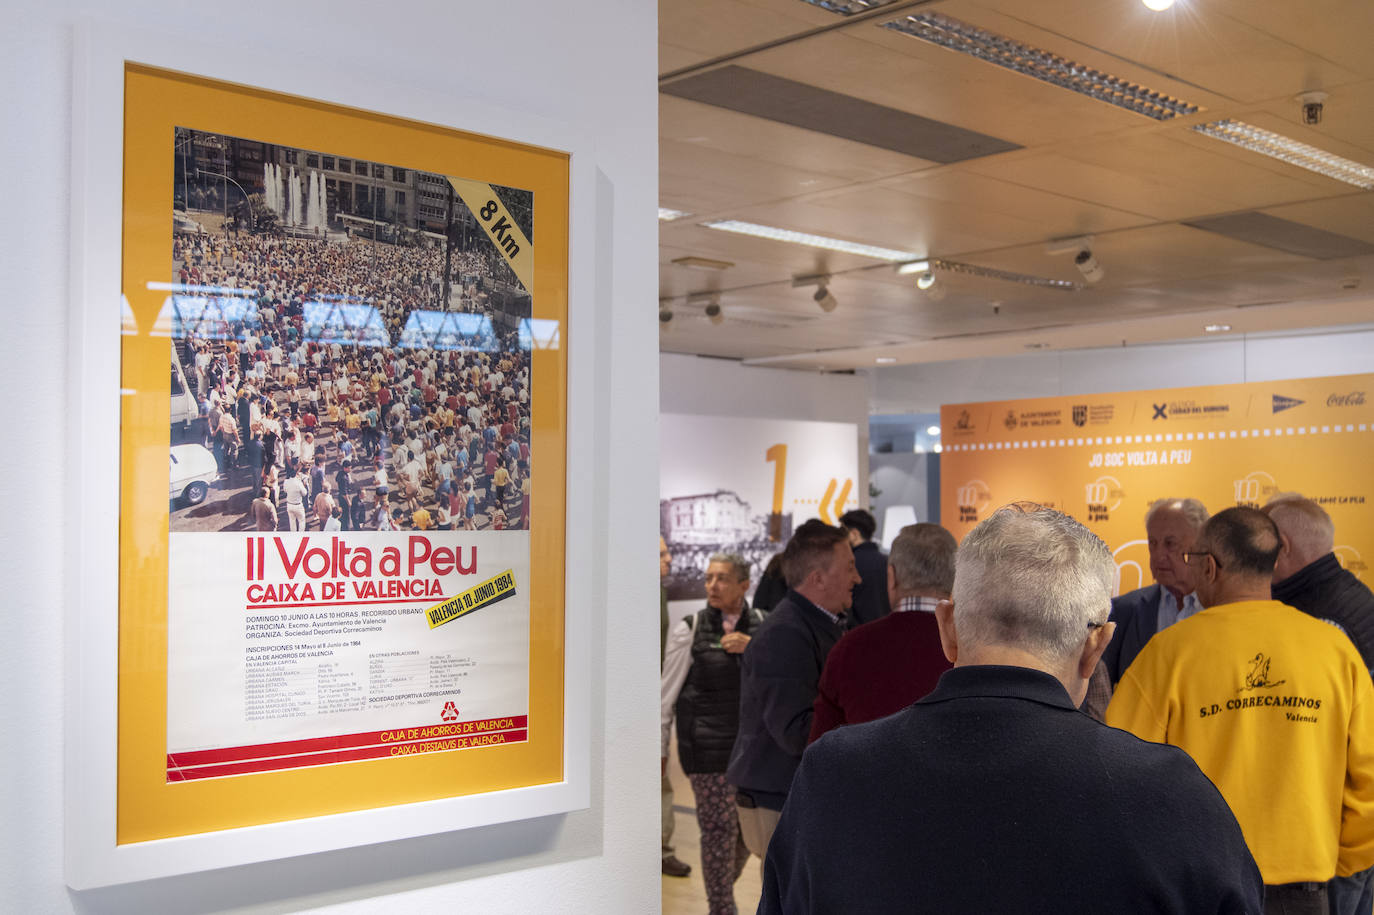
[765,444,787,541]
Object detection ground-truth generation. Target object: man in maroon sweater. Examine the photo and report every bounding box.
[809,523,956,743]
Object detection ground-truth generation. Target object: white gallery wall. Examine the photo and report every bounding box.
[1,2,658,912]
[869,327,1374,415]
[661,352,871,484]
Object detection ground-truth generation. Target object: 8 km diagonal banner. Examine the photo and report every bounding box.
[449,178,533,292]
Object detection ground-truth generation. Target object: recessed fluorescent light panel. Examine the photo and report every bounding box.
[938,259,1080,290]
[799,0,902,14]
[883,12,1200,121]
[1191,120,1374,189]
[672,256,735,271]
[658,207,692,221]
[703,219,918,262]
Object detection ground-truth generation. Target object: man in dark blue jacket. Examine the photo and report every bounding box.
[761,504,1263,914]
[1102,497,1208,684]
[726,519,860,880]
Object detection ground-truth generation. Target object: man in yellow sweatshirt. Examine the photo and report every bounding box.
[1107,506,1374,915]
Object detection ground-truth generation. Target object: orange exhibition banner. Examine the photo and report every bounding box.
[940,374,1374,592]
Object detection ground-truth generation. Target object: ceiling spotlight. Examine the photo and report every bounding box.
[875,356,897,364]
[705,301,724,325]
[1141,0,1174,10]
[1074,249,1105,284]
[658,306,673,325]
[1204,323,1232,333]
[814,285,838,312]
[927,425,941,436]
[916,272,937,291]
[793,274,839,312]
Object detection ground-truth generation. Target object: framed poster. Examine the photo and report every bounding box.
[67,26,594,887]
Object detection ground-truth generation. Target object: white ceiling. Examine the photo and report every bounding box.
[657,0,1374,371]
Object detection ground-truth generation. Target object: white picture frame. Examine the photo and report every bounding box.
[65,21,596,888]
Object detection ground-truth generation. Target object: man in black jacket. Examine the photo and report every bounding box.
[761,504,1263,915]
[1266,494,1374,674]
[1265,494,1374,915]
[838,509,890,628]
[726,519,860,882]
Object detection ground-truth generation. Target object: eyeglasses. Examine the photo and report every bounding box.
[1182,550,1221,569]
[1086,620,1108,631]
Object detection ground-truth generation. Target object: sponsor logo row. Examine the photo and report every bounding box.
[949,390,1368,435]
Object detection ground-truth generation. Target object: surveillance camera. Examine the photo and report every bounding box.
[704,301,724,325]
[1299,91,1328,126]
[1074,249,1105,284]
[813,287,838,312]
[658,306,673,324]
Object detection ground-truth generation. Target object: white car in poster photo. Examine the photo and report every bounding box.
[170,443,218,506]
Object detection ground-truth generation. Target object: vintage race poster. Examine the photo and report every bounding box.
[119,66,568,842]
[939,375,1374,590]
[164,130,534,782]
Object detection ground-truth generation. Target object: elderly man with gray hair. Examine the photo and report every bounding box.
[761,504,1262,914]
[808,523,956,743]
[661,551,765,915]
[1265,493,1374,676]
[1264,494,1374,915]
[1103,496,1209,685]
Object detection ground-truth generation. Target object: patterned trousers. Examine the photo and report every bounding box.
[688,772,751,915]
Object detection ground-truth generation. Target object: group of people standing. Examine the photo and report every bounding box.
[177,319,531,535]
[659,494,1374,915]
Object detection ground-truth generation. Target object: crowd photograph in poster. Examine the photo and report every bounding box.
[167,128,533,535]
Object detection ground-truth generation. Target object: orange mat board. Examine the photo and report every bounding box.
[118,64,569,843]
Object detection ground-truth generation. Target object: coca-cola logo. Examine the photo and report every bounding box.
[1327,391,1367,407]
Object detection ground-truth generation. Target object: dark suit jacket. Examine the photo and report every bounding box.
[847,540,891,628]
[761,666,1263,915]
[1103,583,1161,686]
[725,590,843,810]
